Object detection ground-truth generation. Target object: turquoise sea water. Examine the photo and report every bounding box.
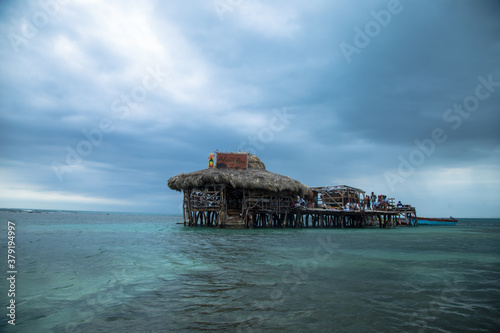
[0,211,499,332]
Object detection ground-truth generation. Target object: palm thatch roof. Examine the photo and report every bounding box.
[168,154,311,197]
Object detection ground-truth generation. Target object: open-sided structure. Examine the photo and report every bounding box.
[311,185,365,209]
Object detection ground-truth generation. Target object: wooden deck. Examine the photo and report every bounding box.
[185,206,418,229]
[180,181,417,229]
[286,207,418,228]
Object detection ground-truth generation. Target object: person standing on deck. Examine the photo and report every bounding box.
[370,192,376,210]
[364,195,370,210]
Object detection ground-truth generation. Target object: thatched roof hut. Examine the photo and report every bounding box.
[168,153,312,228]
[168,154,311,197]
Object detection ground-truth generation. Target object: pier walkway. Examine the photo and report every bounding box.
[188,206,418,229]
[244,207,417,229]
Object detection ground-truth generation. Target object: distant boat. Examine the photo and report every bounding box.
[417,217,458,226]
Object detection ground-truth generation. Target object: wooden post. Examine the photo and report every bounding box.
[186,189,192,226]
[182,190,187,226]
[221,186,226,228]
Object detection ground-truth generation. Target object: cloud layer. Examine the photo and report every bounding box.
[1,0,499,217]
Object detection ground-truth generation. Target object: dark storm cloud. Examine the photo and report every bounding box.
[0,0,498,216]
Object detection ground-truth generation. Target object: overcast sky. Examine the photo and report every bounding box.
[1,0,499,217]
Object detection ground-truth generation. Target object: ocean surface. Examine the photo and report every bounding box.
[1,211,499,332]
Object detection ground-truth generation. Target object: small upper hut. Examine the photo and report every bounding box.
[168,152,311,228]
[311,185,365,209]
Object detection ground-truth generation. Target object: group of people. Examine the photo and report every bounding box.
[292,192,404,211]
[342,201,362,211]
[360,192,404,211]
[290,197,315,209]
